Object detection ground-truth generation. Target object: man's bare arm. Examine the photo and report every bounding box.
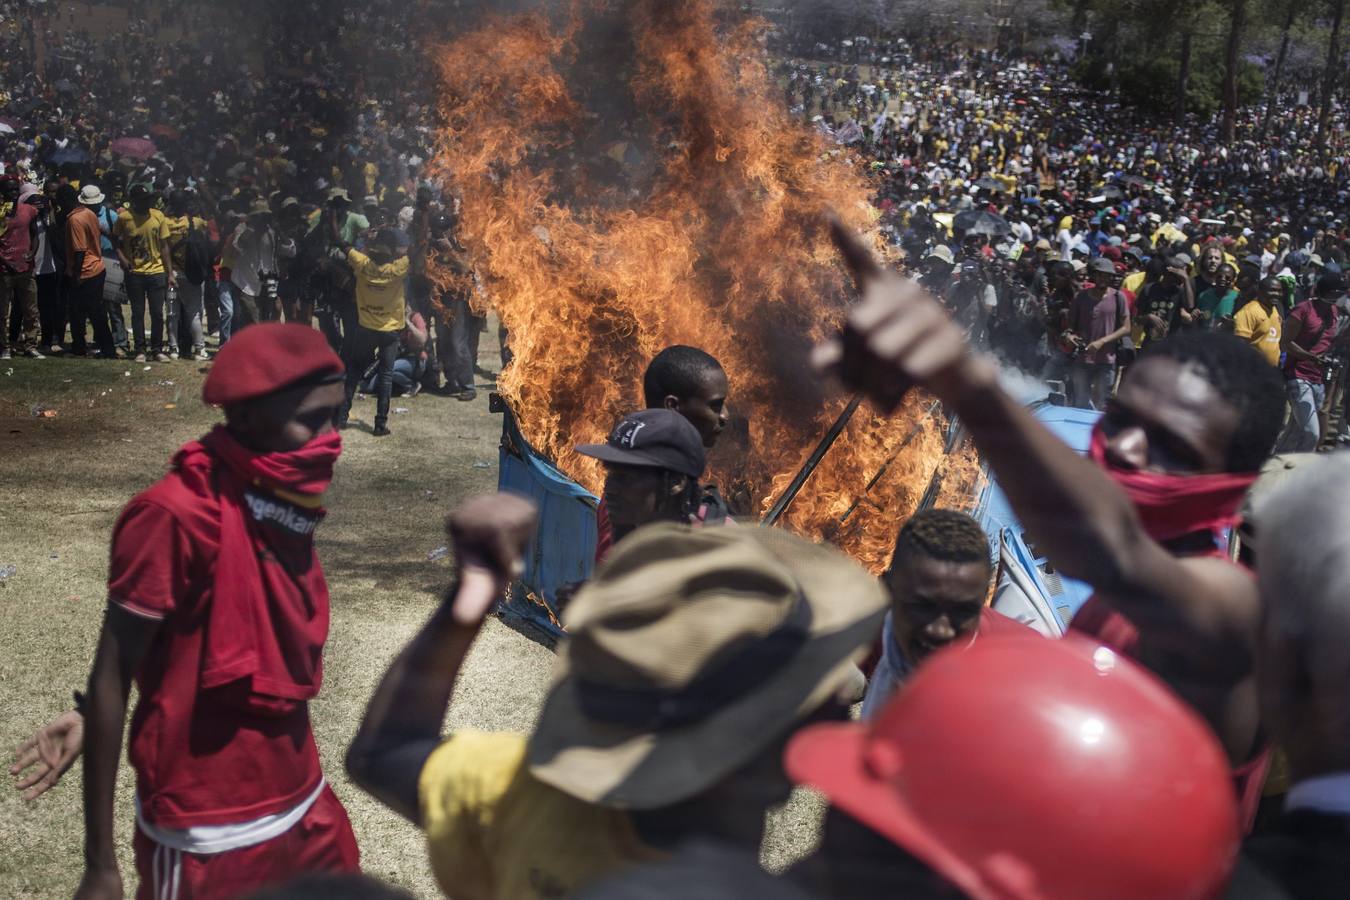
[346,495,536,824]
[818,218,1258,654]
[76,605,160,900]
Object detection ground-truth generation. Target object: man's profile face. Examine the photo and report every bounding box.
[1100,356,1239,475]
[665,368,729,450]
[885,553,989,665]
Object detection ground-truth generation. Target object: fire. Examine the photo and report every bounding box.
[428,0,977,572]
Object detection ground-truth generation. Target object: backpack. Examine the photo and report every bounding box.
[182,216,215,286]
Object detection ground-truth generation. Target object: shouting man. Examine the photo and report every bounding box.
[819,217,1286,829]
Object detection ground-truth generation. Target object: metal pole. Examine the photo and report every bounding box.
[762,394,864,527]
[830,400,942,533]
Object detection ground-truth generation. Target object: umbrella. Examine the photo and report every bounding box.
[149,123,180,140]
[109,136,156,160]
[0,122,12,134]
[53,79,77,93]
[973,176,1006,192]
[952,209,1012,237]
[1118,174,1151,188]
[1101,184,1124,199]
[49,146,89,166]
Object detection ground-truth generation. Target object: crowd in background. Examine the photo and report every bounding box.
[1,0,485,434]
[775,33,1349,449]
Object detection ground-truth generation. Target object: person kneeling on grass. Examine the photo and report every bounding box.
[344,494,886,900]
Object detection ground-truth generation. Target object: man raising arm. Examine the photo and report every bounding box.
[818,217,1286,821]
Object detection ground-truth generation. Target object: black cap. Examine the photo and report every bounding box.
[577,409,706,479]
[1317,271,1348,299]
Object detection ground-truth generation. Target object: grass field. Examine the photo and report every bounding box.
[0,338,819,897]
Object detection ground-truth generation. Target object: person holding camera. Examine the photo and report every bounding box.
[1066,257,1132,411]
[227,198,295,332]
[1277,272,1347,453]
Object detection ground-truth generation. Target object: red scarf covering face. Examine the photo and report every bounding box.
[1087,425,1258,544]
[174,425,342,716]
[1081,424,1270,833]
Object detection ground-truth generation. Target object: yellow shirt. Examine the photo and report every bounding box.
[113,208,172,275]
[1121,271,1146,296]
[419,731,661,900]
[166,215,210,270]
[1233,300,1283,366]
[347,248,409,332]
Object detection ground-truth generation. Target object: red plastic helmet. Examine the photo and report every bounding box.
[786,635,1239,900]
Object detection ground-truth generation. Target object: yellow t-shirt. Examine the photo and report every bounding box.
[166,216,210,270]
[113,208,172,275]
[1233,300,1283,366]
[418,731,662,900]
[1121,271,1146,296]
[347,248,409,332]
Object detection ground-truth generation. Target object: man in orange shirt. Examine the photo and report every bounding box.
[59,185,115,358]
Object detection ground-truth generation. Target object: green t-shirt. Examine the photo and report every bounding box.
[1196,287,1238,323]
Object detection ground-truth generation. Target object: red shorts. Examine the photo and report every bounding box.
[134,785,360,900]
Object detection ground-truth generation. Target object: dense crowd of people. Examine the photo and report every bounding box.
[1,0,484,435]
[6,5,1350,900]
[778,36,1350,447]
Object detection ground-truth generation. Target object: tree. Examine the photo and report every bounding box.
[1316,0,1346,157]
[1261,0,1300,138]
[1220,0,1248,143]
[1177,24,1194,121]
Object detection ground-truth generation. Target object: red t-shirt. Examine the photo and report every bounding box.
[1282,299,1339,384]
[0,203,37,273]
[108,466,323,829]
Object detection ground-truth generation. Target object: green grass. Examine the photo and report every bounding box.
[0,342,819,897]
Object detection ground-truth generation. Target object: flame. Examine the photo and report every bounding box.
[429,0,977,572]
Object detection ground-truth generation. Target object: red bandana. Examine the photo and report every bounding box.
[175,426,343,716]
[1088,425,1257,544]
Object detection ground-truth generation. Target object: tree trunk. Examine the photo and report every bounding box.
[1177,28,1193,122]
[1221,0,1247,144]
[1317,0,1347,157]
[1261,3,1296,139]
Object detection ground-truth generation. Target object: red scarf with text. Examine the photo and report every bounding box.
[1087,426,1258,544]
[174,426,342,716]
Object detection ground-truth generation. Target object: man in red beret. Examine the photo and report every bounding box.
[70,323,360,900]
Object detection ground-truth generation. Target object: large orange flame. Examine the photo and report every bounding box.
[429,0,976,572]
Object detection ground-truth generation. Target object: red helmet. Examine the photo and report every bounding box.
[786,635,1239,900]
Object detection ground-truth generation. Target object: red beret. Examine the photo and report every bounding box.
[202,323,344,407]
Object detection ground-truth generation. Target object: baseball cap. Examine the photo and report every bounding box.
[1317,272,1348,300]
[577,409,706,479]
